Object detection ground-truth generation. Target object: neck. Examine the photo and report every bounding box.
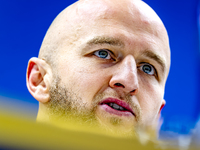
[37,102,50,123]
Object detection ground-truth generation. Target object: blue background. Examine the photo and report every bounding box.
[0,0,199,136]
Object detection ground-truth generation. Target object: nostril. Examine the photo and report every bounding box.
[130,89,138,95]
[130,89,135,93]
[114,83,125,88]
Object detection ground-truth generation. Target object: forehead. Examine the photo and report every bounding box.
[57,0,170,74]
[80,4,166,47]
[74,0,169,47]
[76,0,164,29]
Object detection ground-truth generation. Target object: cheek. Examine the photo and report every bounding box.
[57,58,110,104]
[138,77,164,122]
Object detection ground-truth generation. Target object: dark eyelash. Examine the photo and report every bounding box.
[95,49,116,61]
[96,49,114,55]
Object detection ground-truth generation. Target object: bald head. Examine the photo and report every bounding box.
[39,0,170,72]
[28,0,171,137]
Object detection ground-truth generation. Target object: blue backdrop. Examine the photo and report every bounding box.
[0,0,199,136]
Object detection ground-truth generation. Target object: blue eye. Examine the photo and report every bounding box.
[94,49,112,59]
[139,63,155,75]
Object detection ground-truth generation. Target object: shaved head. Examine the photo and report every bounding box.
[39,0,170,72]
[27,0,171,138]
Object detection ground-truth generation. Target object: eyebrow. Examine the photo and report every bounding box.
[86,36,124,47]
[142,50,166,72]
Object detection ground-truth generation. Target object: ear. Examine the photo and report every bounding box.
[159,99,166,114]
[155,99,166,132]
[26,57,52,103]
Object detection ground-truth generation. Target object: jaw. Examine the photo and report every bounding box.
[37,102,158,139]
[95,103,160,139]
[95,103,137,137]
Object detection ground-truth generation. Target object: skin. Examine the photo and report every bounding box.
[26,0,170,138]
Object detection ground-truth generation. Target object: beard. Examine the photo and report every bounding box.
[47,76,99,128]
[46,75,143,137]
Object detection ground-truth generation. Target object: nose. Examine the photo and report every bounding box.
[109,55,139,95]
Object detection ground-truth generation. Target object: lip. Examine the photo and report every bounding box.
[99,97,135,117]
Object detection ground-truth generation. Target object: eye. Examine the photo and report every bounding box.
[139,63,156,76]
[94,49,112,60]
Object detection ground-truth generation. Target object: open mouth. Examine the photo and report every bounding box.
[107,103,126,111]
[100,98,135,116]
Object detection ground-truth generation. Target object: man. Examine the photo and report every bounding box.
[26,0,170,138]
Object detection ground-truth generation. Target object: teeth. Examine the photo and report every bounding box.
[119,106,125,110]
[113,103,120,110]
[108,103,125,111]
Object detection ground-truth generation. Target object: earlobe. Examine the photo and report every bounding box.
[26,57,51,103]
[159,99,166,114]
[154,99,166,126]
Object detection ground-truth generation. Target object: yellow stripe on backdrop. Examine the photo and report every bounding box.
[0,112,155,150]
[0,97,198,150]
